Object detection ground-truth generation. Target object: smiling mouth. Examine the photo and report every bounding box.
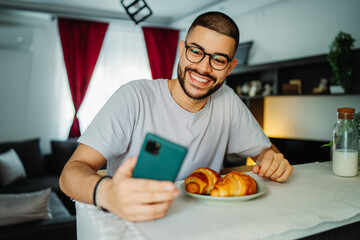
[191,72,210,83]
[187,69,216,88]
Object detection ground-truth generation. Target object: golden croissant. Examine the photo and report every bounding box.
[210,171,257,197]
[185,168,221,194]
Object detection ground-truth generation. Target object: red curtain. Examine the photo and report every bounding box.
[58,18,108,138]
[142,26,179,80]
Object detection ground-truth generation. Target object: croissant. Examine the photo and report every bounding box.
[210,171,257,197]
[185,168,221,194]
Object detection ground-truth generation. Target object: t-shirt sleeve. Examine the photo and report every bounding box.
[78,83,140,160]
[227,92,271,157]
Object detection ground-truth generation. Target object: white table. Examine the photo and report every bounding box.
[76,162,360,240]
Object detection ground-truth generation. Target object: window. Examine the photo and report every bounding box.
[77,21,152,132]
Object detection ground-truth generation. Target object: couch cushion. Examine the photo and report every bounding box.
[0,188,52,226]
[0,192,76,240]
[0,138,45,177]
[50,139,79,174]
[0,176,59,194]
[0,176,76,216]
[49,192,71,218]
[0,149,27,187]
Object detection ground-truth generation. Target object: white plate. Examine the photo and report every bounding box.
[180,181,266,202]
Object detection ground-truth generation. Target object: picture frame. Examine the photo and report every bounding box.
[234,41,253,66]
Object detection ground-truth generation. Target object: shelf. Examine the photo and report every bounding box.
[227,50,360,129]
[238,95,266,100]
[231,54,327,75]
[227,49,360,96]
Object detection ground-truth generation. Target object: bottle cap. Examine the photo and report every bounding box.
[337,107,355,113]
[337,107,355,119]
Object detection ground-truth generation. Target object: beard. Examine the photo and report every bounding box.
[177,64,224,100]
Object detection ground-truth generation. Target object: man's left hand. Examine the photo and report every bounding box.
[252,146,293,182]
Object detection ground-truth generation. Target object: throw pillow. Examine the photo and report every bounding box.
[0,188,52,226]
[0,138,45,177]
[0,149,27,187]
[50,139,79,174]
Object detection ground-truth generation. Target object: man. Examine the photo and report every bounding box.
[59,11,293,222]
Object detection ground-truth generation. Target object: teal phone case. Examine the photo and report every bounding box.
[132,133,188,181]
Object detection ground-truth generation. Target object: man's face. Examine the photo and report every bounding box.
[177,26,237,100]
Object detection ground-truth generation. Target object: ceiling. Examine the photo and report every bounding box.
[0,0,286,28]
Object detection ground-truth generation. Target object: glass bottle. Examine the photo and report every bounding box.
[332,107,359,177]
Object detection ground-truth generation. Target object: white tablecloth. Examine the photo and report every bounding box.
[76,162,360,240]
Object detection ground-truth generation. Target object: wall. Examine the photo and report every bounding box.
[235,0,360,65]
[264,95,360,141]
[0,48,33,139]
[0,17,73,152]
[172,0,360,65]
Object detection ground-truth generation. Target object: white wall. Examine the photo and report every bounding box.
[172,0,360,65]
[0,19,73,152]
[235,0,360,65]
[0,48,33,139]
[264,95,360,141]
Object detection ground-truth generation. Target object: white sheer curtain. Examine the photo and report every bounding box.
[77,21,152,132]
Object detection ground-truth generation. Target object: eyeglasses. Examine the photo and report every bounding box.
[184,41,233,71]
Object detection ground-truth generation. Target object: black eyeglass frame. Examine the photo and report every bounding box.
[184,41,233,71]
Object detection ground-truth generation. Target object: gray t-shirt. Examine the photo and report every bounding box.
[78,79,270,180]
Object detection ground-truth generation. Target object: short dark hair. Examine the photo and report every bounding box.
[186,11,240,55]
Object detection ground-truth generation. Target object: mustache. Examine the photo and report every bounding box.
[185,67,217,83]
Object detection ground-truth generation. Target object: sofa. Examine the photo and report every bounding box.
[0,138,79,240]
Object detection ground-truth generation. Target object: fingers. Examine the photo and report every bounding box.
[111,179,179,222]
[259,151,279,177]
[109,182,178,222]
[107,165,179,222]
[275,163,293,182]
[119,177,176,192]
[252,165,260,174]
[122,200,174,222]
[256,150,292,182]
[115,156,137,177]
[120,187,180,205]
[116,178,179,205]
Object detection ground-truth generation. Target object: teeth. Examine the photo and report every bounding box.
[191,73,208,83]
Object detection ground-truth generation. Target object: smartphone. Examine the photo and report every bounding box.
[132,133,188,181]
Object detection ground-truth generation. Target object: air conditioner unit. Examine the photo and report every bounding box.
[0,26,34,51]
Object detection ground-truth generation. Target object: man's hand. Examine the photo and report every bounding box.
[252,145,293,182]
[97,157,180,222]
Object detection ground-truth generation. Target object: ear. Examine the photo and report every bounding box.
[178,40,185,55]
[226,58,238,76]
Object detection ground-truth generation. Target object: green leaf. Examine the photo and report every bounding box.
[354,112,360,131]
[321,141,333,147]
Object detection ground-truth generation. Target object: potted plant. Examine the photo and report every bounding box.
[327,31,355,94]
